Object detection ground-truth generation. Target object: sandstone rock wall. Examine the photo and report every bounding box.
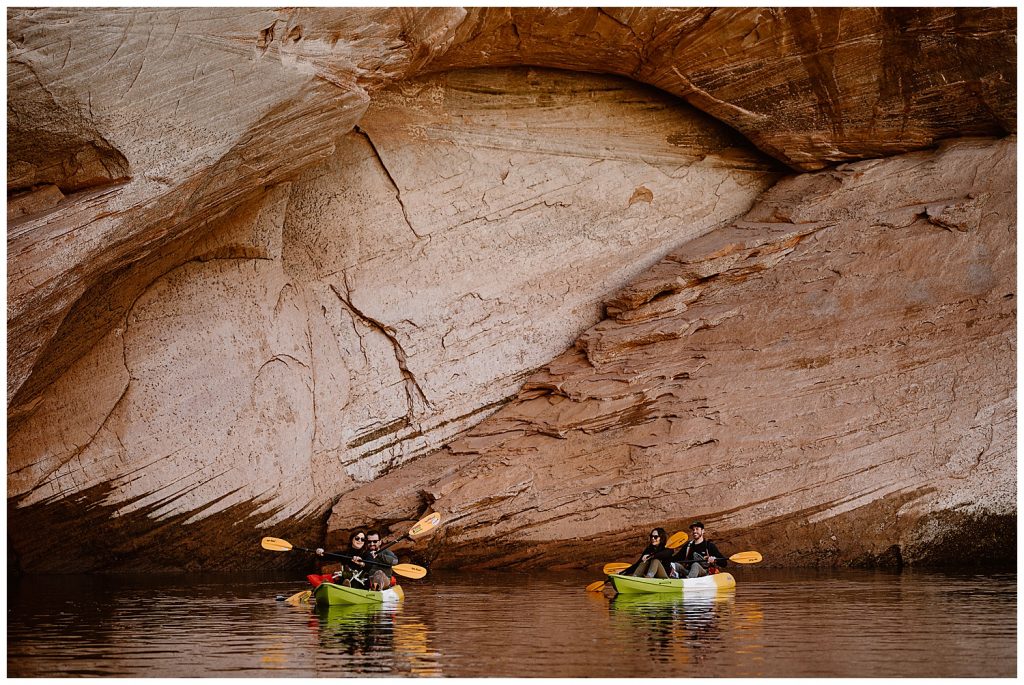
[8,68,778,572]
[6,8,1016,572]
[8,7,1014,422]
[329,137,1016,569]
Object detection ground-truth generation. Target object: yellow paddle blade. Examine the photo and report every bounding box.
[585,580,606,592]
[602,562,631,575]
[285,590,311,606]
[393,563,428,579]
[729,550,762,564]
[408,512,441,539]
[666,531,689,549]
[261,536,294,552]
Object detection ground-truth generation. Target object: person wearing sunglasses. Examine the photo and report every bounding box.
[314,530,371,588]
[364,531,400,591]
[620,527,673,578]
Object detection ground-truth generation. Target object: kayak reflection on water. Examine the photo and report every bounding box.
[313,603,396,658]
[311,602,442,676]
[609,590,736,665]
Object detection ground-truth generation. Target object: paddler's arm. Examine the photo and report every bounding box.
[316,548,365,567]
[653,546,674,563]
[707,542,727,567]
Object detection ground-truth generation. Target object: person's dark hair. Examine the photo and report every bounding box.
[348,530,366,547]
[366,530,382,541]
[649,527,668,550]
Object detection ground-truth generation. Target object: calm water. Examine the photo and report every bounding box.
[7,568,1016,677]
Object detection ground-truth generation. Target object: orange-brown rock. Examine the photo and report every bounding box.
[6,8,1016,573]
[7,67,779,572]
[327,137,1016,569]
[8,8,1014,419]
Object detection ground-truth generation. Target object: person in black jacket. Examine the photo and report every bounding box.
[670,521,727,578]
[315,530,372,588]
[622,528,674,578]
[365,530,400,590]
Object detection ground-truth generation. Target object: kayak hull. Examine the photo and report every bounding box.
[609,572,736,594]
[313,581,404,606]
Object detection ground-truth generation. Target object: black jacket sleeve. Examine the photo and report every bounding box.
[707,541,727,567]
[376,549,399,568]
[652,545,674,563]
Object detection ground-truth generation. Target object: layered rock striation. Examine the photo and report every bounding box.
[329,137,1016,569]
[8,67,779,572]
[7,8,1016,572]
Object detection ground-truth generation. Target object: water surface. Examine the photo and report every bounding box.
[7,568,1015,677]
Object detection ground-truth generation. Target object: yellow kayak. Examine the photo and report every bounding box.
[609,572,735,594]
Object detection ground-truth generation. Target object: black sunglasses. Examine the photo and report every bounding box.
[650,534,661,539]
[367,539,381,544]
[354,536,365,541]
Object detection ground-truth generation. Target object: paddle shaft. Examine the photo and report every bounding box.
[641,551,760,567]
[296,545,396,570]
[380,533,411,553]
[380,512,442,551]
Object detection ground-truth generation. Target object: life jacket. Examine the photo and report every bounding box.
[306,573,334,588]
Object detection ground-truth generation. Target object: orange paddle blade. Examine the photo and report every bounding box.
[408,512,441,539]
[602,562,631,575]
[261,536,294,552]
[585,580,606,592]
[393,563,428,579]
[729,551,763,564]
[666,531,688,549]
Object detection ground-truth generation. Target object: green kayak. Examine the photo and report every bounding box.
[312,581,405,607]
[609,572,736,595]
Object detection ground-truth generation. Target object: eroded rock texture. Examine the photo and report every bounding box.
[329,137,1016,570]
[8,67,778,572]
[7,7,1016,573]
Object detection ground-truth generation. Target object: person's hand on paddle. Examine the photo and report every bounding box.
[350,556,365,567]
[315,548,324,556]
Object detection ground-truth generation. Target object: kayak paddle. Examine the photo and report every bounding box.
[665,531,689,550]
[260,537,429,579]
[672,551,763,565]
[381,512,442,551]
